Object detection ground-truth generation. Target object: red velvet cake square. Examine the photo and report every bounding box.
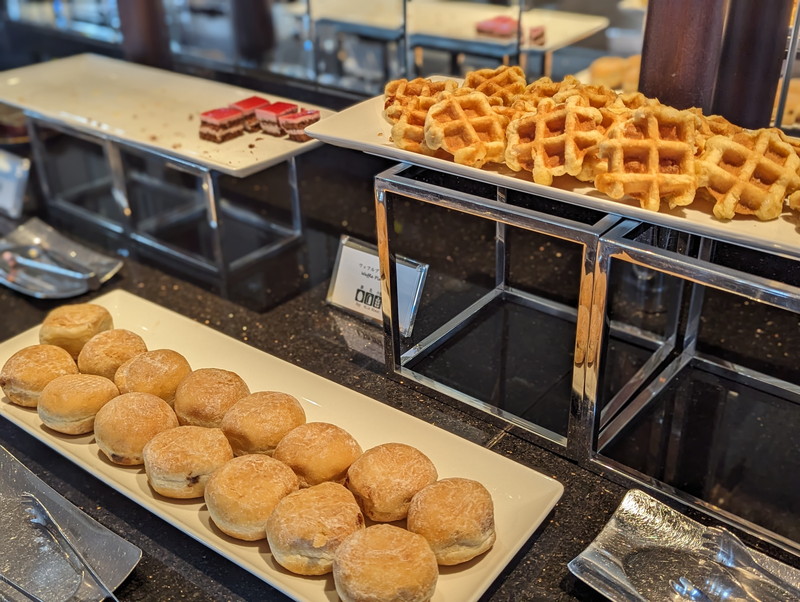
[199,107,245,143]
[278,109,321,142]
[255,102,298,136]
[229,96,271,132]
[475,16,518,38]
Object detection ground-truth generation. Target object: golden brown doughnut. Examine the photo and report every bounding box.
[204,454,298,541]
[114,349,191,406]
[221,391,306,456]
[77,328,148,380]
[345,442,437,522]
[407,477,496,565]
[266,482,364,575]
[93,391,179,465]
[142,425,233,498]
[39,303,113,359]
[38,373,119,435]
[332,524,438,602]
[173,367,250,427]
[273,422,362,488]
[0,344,78,407]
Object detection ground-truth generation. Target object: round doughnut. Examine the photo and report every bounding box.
[407,477,496,565]
[77,328,148,380]
[273,422,362,488]
[94,391,179,465]
[588,55,627,90]
[221,391,306,456]
[204,454,298,541]
[173,367,250,428]
[114,349,191,406]
[39,303,114,359]
[0,344,78,407]
[38,373,119,435]
[142,425,233,498]
[266,482,365,575]
[332,524,438,602]
[345,442,437,522]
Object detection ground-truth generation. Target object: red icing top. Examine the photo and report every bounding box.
[255,102,298,119]
[476,15,518,37]
[200,107,243,124]
[278,108,321,123]
[229,96,271,113]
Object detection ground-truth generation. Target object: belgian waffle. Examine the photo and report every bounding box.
[595,104,700,211]
[462,65,527,107]
[383,77,457,124]
[389,94,441,155]
[696,128,800,221]
[424,91,508,167]
[505,96,605,185]
[509,75,582,116]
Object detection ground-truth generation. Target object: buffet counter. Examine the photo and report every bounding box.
[3,250,799,600]
[0,251,621,601]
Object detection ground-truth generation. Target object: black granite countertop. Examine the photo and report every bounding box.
[4,252,798,601]
[2,143,800,598]
[0,255,634,601]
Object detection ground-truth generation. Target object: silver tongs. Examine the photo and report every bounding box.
[21,492,120,601]
[1,244,99,288]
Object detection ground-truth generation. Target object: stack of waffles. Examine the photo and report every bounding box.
[383,65,800,222]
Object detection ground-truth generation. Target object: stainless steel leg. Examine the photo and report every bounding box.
[25,118,55,204]
[102,139,133,237]
[375,181,401,373]
[200,169,229,292]
[287,155,302,235]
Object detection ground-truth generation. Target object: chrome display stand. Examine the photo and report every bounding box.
[375,163,800,555]
[374,163,620,458]
[26,114,302,290]
[589,219,800,554]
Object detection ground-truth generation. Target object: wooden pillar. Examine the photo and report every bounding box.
[638,0,728,113]
[712,0,794,129]
[117,0,172,70]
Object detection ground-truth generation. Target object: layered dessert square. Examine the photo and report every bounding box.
[528,25,546,46]
[199,107,245,143]
[278,109,321,142]
[475,16,518,38]
[255,102,298,136]
[229,96,271,132]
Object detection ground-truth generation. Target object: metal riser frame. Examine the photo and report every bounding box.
[26,114,302,291]
[590,219,800,555]
[374,163,620,460]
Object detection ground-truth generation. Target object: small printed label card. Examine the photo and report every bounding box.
[0,149,30,219]
[327,235,428,337]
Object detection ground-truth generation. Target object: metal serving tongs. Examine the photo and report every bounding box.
[1,245,99,288]
[0,571,46,602]
[21,492,120,601]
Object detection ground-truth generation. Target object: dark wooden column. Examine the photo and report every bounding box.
[117,0,173,69]
[712,0,794,128]
[638,0,728,113]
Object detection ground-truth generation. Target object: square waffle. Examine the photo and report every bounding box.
[504,96,605,185]
[595,105,700,212]
[423,91,508,167]
[696,128,800,221]
[383,77,457,124]
[462,65,527,107]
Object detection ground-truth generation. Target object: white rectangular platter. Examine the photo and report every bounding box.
[0,54,334,178]
[0,289,564,602]
[305,95,800,258]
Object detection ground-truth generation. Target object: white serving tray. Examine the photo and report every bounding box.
[0,54,334,178]
[305,95,800,259]
[0,289,564,602]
